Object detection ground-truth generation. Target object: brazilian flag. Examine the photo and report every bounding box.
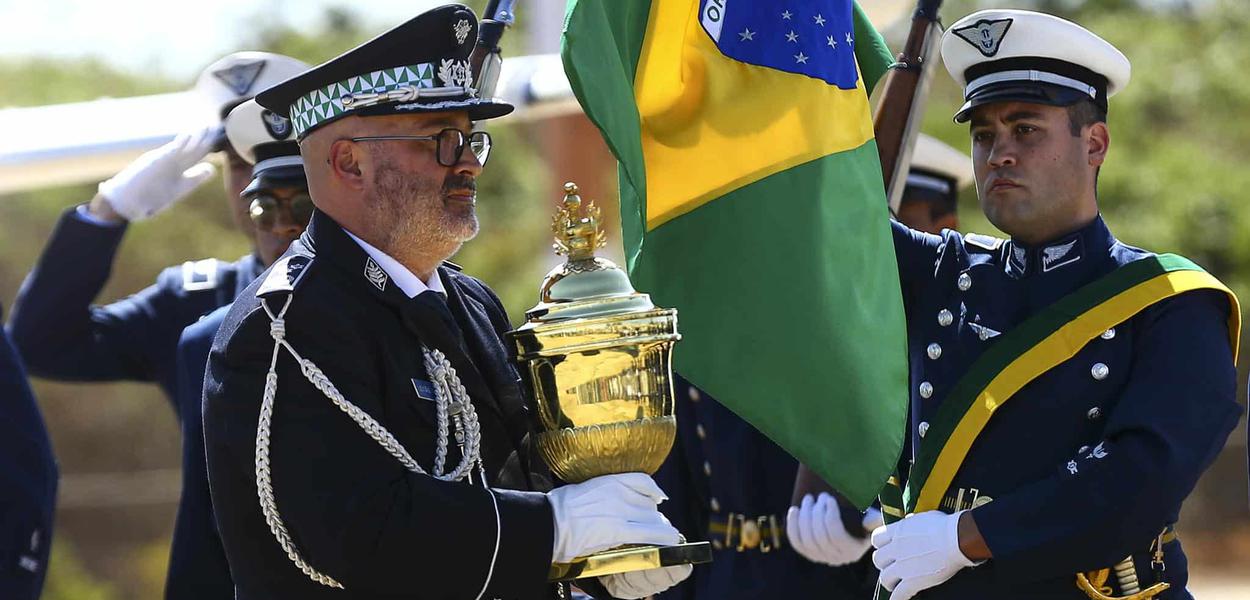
[561,0,905,508]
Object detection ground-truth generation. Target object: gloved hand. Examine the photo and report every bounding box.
[547,472,680,563]
[97,124,218,221]
[871,510,977,600]
[786,493,881,566]
[599,563,693,599]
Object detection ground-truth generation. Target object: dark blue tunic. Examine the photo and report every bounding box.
[6,207,262,412]
[654,377,877,600]
[4,207,264,599]
[892,216,1240,599]
[0,304,57,600]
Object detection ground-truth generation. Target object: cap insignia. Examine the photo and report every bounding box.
[364,257,388,291]
[213,59,267,96]
[437,59,474,89]
[953,18,1013,58]
[261,109,293,140]
[454,18,472,45]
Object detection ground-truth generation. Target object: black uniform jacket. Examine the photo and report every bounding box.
[203,211,563,599]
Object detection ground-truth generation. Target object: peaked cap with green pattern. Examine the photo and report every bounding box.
[255,4,513,139]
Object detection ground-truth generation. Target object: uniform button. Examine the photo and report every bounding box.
[703,461,712,476]
[1087,407,1102,420]
[918,422,930,438]
[957,272,972,291]
[1101,328,1116,340]
[710,497,721,512]
[696,424,707,440]
[938,309,954,327]
[688,387,701,402]
[927,343,943,360]
[1091,363,1109,380]
[919,382,934,399]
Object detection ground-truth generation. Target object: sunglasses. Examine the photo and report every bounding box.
[349,128,492,167]
[248,192,315,230]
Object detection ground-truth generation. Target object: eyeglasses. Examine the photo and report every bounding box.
[349,128,492,167]
[248,192,315,230]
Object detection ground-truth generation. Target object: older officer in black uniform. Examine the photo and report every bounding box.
[655,136,973,600]
[203,6,691,599]
[790,10,1241,600]
[0,303,57,600]
[5,51,308,411]
[165,97,313,600]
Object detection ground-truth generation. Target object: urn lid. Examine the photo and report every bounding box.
[523,182,656,323]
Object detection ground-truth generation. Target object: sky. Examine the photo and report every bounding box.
[0,0,1205,84]
[0,0,446,80]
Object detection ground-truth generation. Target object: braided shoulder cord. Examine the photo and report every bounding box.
[254,295,486,589]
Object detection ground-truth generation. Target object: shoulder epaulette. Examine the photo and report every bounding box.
[964,233,1004,252]
[182,258,221,292]
[256,255,314,298]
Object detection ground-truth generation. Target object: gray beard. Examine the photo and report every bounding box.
[370,159,479,257]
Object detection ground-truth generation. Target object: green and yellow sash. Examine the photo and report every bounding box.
[881,254,1239,519]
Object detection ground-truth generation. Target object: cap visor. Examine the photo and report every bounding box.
[954,83,1091,122]
[243,166,307,196]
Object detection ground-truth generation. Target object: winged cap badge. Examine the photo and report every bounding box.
[953,18,1013,58]
[212,59,267,96]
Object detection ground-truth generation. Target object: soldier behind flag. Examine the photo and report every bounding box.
[654,135,973,600]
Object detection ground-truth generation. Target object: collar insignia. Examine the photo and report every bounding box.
[364,257,388,291]
[1009,244,1028,275]
[212,59,267,96]
[1042,238,1082,273]
[953,18,1013,58]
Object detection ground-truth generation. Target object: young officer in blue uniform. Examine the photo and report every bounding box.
[202,6,690,599]
[5,52,309,410]
[655,136,973,600]
[789,10,1242,600]
[0,303,57,600]
[164,97,313,600]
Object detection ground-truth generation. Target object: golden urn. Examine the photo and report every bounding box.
[509,182,711,580]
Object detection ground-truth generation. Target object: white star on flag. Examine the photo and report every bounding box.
[846,32,854,44]
[814,14,826,26]
[795,52,809,64]
[739,28,755,41]
[781,10,793,20]
[827,35,837,48]
[785,30,799,43]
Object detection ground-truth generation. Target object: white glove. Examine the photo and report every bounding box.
[786,493,880,566]
[871,510,977,600]
[97,124,218,221]
[548,472,681,563]
[599,563,693,599]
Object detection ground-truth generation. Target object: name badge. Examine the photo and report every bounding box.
[411,378,437,402]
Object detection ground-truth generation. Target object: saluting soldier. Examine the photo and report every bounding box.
[5,51,308,410]
[166,97,313,599]
[0,303,57,600]
[203,5,690,599]
[655,135,974,600]
[790,10,1242,600]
